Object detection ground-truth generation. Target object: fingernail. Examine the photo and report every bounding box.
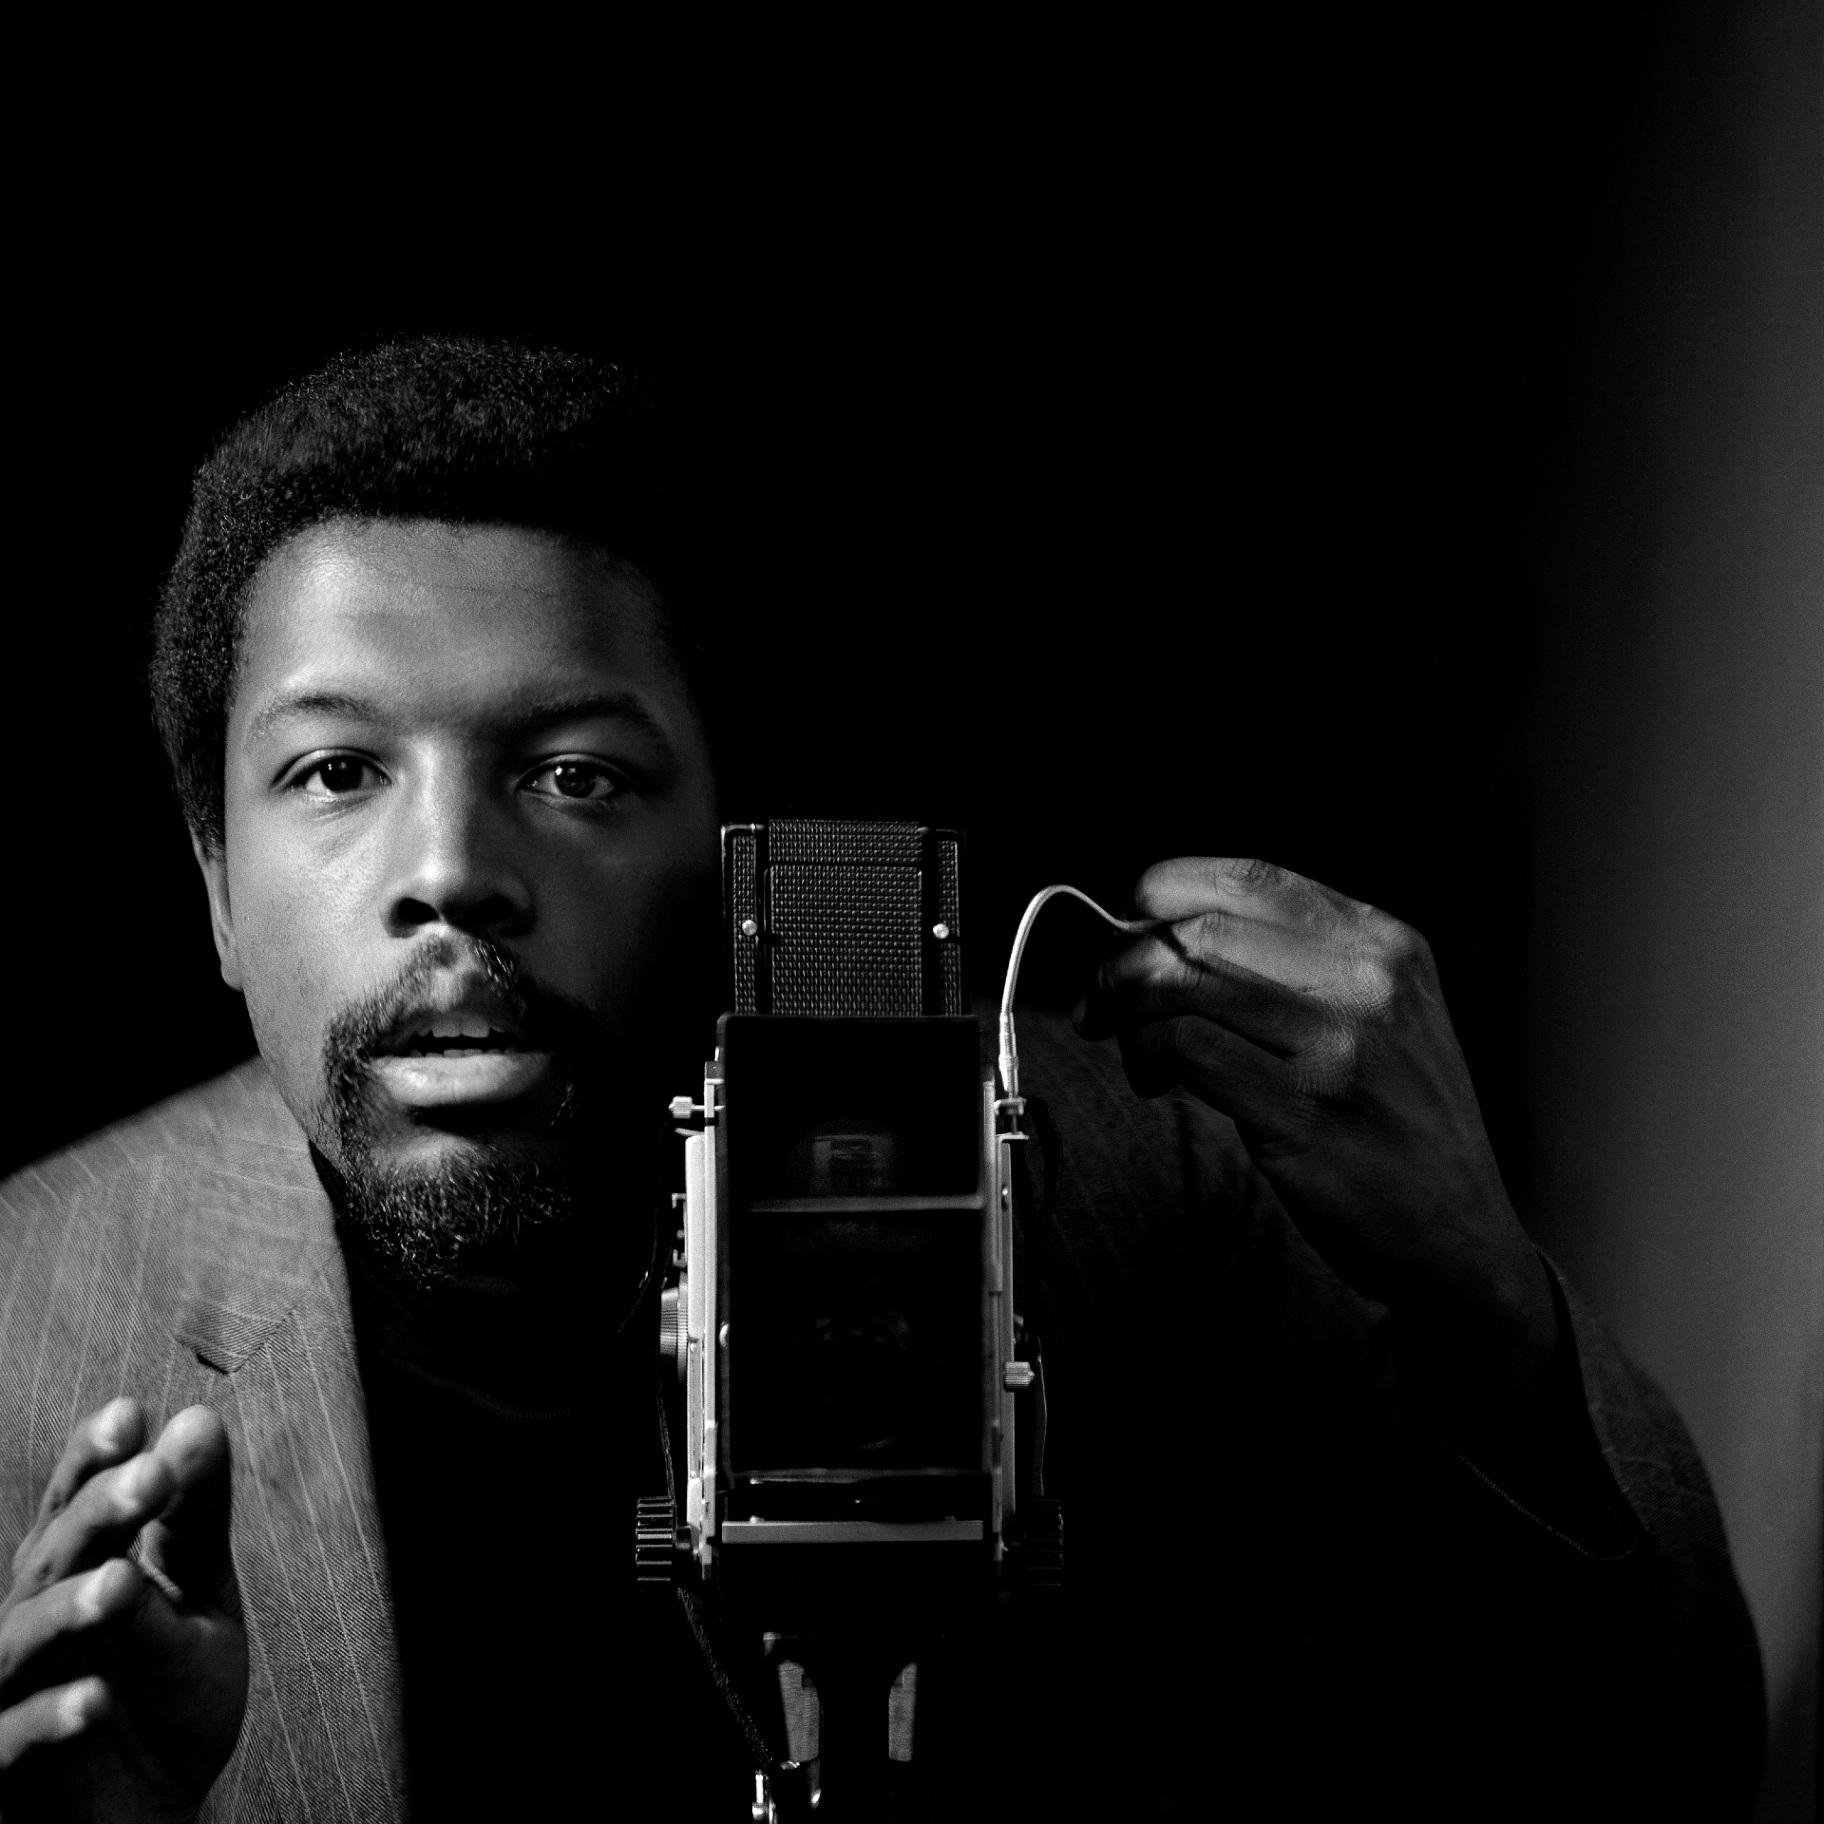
[94,1398,131,1448]
[1070,998,1088,1030]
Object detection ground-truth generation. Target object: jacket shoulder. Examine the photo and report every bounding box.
[0,1057,332,1520]
[0,1058,316,1332]
[1,1058,299,1218]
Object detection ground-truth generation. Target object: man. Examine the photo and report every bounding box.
[0,338,1764,1820]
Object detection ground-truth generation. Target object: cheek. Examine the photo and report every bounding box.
[229,879,350,1091]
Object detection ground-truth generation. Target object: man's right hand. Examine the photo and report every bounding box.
[0,1398,247,1823]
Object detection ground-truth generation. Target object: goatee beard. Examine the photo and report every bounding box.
[317,935,653,1291]
[332,1142,585,1288]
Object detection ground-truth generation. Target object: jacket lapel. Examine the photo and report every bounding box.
[149,1067,409,1823]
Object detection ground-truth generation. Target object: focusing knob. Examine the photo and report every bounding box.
[635,1495,679,1589]
[658,1284,685,1382]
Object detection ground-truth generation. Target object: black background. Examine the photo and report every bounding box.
[0,4,1727,1182]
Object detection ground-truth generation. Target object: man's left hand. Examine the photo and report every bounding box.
[1077,855,1559,1421]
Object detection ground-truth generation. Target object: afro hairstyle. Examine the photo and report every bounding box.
[151,335,709,853]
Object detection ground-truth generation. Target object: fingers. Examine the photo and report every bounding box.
[1078,854,1411,1133]
[0,1673,110,1773]
[9,1451,174,1606]
[25,1398,146,1550]
[1132,856,1362,928]
[1082,858,1410,1065]
[0,1405,245,1807]
[0,1559,142,1703]
[1082,923,1330,1056]
[139,1409,237,1612]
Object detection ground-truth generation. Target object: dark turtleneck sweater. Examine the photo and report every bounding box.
[337,1212,755,1821]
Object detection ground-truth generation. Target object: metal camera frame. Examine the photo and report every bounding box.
[660,1040,1032,1577]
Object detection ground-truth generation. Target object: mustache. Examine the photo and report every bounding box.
[322,935,601,1082]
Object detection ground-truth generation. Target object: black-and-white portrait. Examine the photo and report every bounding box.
[2,6,1817,1818]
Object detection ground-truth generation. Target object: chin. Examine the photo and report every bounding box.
[335,1127,582,1288]
[377,1119,570,1178]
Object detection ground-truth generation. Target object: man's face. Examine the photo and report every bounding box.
[198,518,719,1267]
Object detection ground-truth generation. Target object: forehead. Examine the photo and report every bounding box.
[232,519,682,727]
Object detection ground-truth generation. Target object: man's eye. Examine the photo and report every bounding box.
[297,756,380,797]
[523,759,621,804]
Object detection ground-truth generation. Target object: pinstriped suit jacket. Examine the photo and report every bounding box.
[0,1059,406,1822]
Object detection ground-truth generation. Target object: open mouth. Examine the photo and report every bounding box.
[365,984,557,1111]
[389,1014,526,1060]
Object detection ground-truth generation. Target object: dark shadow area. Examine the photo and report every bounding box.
[2,4,1676,1179]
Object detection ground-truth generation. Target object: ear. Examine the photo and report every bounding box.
[191,833,244,991]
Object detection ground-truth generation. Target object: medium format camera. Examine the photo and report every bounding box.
[641,818,1058,1813]
[651,818,1053,1613]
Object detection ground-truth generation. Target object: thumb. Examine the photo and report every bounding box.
[140,1406,239,1616]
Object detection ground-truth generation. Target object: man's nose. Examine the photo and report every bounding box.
[381,772,533,940]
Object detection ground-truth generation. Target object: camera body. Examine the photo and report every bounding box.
[656,820,1039,1629]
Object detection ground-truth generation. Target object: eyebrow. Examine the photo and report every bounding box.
[243,688,674,750]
